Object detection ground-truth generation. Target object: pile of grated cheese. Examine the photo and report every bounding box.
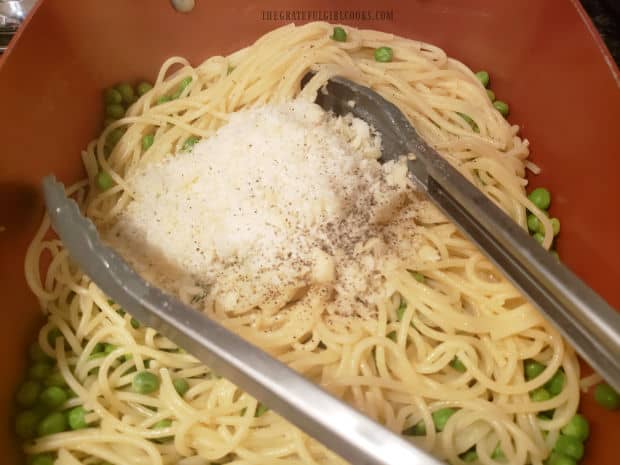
[107,100,435,317]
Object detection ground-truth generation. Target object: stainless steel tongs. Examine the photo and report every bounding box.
[42,76,620,465]
[305,76,620,390]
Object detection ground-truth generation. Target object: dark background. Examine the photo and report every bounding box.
[581,0,619,64]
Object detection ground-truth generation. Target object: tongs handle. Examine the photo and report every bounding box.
[42,176,444,465]
[423,163,620,391]
[314,76,620,391]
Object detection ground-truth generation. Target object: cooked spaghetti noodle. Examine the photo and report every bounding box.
[23,22,578,465]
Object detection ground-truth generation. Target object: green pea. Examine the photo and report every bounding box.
[89,351,106,361]
[491,443,505,460]
[17,380,41,407]
[107,128,124,148]
[104,88,122,105]
[456,112,480,133]
[152,418,173,443]
[545,370,565,396]
[103,143,113,158]
[39,385,68,409]
[530,387,551,402]
[546,452,577,465]
[331,26,347,42]
[527,214,541,233]
[486,89,496,102]
[31,402,49,419]
[475,70,490,87]
[132,371,160,394]
[66,405,87,430]
[493,100,509,117]
[172,77,192,98]
[130,317,140,329]
[105,103,125,119]
[386,331,397,342]
[137,81,153,96]
[561,414,589,441]
[44,371,66,388]
[47,328,62,346]
[396,299,406,321]
[432,408,456,431]
[182,135,200,151]
[179,77,193,91]
[554,435,584,461]
[116,83,135,104]
[550,218,561,236]
[255,403,269,417]
[93,342,105,353]
[460,448,478,462]
[44,371,66,389]
[29,362,52,381]
[402,420,426,436]
[156,95,172,105]
[154,419,172,429]
[532,232,544,244]
[173,378,190,397]
[172,77,193,99]
[411,271,425,283]
[538,408,555,420]
[142,134,154,151]
[450,357,466,373]
[15,410,40,439]
[29,342,51,363]
[96,171,114,191]
[104,343,117,354]
[30,454,55,465]
[528,187,551,210]
[594,382,620,410]
[37,411,68,436]
[374,46,393,62]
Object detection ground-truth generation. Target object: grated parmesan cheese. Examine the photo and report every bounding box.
[107,100,432,317]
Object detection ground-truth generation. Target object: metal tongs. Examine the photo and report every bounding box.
[42,76,620,465]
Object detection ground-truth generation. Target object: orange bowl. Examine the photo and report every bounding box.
[0,0,618,463]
